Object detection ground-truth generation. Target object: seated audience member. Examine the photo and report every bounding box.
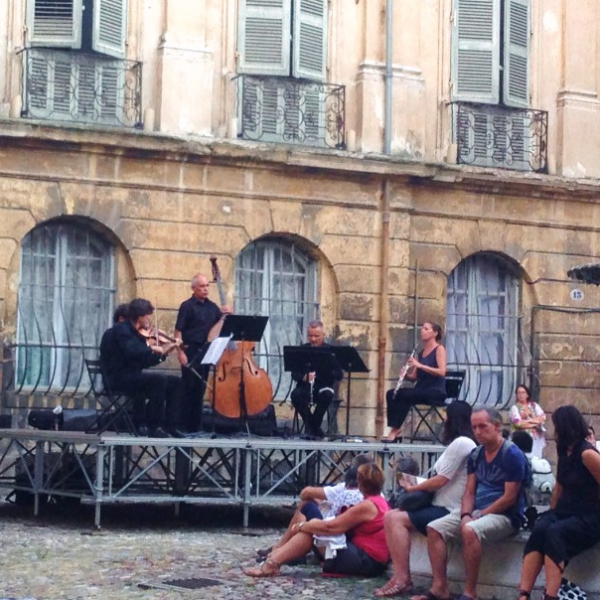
[517,405,600,600]
[375,401,476,598]
[509,384,547,458]
[413,406,528,600]
[586,425,600,451]
[255,454,372,562]
[245,463,390,578]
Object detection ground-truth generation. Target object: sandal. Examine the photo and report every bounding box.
[518,591,531,600]
[244,558,281,577]
[374,579,413,597]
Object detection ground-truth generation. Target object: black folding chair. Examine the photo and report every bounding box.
[410,370,466,443]
[85,358,137,435]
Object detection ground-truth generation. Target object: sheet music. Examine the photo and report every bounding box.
[201,336,231,366]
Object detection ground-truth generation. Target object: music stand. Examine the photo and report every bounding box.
[218,315,269,434]
[327,346,369,436]
[200,336,233,436]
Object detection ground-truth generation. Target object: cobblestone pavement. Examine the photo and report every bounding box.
[0,501,415,600]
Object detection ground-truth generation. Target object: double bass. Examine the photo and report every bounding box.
[208,256,273,419]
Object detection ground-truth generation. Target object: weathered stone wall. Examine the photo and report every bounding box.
[1,122,600,438]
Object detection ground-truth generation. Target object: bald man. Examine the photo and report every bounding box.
[175,273,230,433]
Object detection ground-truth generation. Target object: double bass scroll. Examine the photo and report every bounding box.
[208,256,273,419]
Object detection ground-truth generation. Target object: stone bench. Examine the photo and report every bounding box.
[407,530,600,600]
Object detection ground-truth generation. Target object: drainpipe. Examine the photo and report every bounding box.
[376,179,391,438]
[384,0,393,154]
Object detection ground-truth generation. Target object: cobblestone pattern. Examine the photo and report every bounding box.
[0,502,412,600]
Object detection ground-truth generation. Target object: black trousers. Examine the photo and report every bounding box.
[386,387,446,429]
[322,542,387,577]
[291,384,334,435]
[181,343,209,432]
[112,371,183,430]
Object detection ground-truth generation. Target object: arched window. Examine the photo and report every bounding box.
[235,238,319,398]
[16,220,115,393]
[446,253,521,407]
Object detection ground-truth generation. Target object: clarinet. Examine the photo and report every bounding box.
[394,350,416,393]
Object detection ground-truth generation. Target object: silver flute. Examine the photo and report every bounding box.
[394,350,416,393]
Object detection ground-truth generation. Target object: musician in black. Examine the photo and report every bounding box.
[100,298,183,437]
[291,320,343,439]
[174,273,231,433]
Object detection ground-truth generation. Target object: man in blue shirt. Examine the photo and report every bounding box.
[416,406,528,600]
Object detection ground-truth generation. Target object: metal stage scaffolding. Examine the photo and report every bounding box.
[0,430,443,528]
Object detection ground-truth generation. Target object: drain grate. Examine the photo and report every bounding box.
[138,577,226,591]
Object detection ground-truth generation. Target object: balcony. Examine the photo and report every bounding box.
[453,102,548,173]
[20,49,142,128]
[237,75,345,149]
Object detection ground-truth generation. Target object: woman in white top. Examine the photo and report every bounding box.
[509,384,546,458]
[374,401,476,598]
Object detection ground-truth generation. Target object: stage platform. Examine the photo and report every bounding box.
[0,429,444,528]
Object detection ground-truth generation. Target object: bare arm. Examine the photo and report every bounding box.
[401,473,450,493]
[582,448,600,485]
[409,345,447,378]
[300,500,378,536]
[549,480,563,510]
[460,473,477,516]
[299,486,327,502]
[478,480,521,516]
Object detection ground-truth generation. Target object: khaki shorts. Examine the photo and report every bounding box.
[427,508,516,544]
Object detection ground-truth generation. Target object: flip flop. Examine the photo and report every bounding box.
[374,579,414,597]
[244,558,281,577]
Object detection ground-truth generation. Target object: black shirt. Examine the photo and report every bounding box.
[100,320,162,385]
[175,295,222,346]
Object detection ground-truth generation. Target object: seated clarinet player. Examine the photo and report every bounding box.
[384,321,447,443]
[290,320,343,439]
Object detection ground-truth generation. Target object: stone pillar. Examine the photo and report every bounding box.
[156,0,214,136]
[556,0,600,177]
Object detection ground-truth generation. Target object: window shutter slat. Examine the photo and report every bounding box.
[238,0,290,75]
[27,0,82,49]
[92,0,127,58]
[293,0,327,81]
[503,0,529,107]
[451,0,500,103]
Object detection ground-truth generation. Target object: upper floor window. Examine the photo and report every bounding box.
[16,220,115,394]
[238,0,328,82]
[26,0,127,59]
[451,0,530,108]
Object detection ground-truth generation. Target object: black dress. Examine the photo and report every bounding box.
[524,440,600,566]
[385,347,446,429]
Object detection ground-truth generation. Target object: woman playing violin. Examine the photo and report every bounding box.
[100,298,185,438]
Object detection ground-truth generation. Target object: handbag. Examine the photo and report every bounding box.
[397,489,435,511]
[558,578,587,600]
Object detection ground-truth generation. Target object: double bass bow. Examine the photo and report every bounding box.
[208,256,273,419]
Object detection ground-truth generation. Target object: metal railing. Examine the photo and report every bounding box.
[237,75,345,149]
[453,102,548,173]
[20,48,142,128]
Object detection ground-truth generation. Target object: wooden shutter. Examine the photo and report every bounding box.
[92,0,127,58]
[27,0,82,48]
[503,0,529,107]
[292,0,327,81]
[451,0,500,103]
[238,0,291,75]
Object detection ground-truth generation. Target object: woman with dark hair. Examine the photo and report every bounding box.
[384,321,447,442]
[509,384,547,458]
[517,405,600,600]
[375,401,476,597]
[245,463,390,578]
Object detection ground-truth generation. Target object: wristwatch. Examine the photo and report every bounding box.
[460,512,472,519]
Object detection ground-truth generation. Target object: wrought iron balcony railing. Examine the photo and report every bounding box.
[20,48,142,128]
[453,102,548,173]
[237,75,345,149]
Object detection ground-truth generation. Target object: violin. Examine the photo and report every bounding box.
[208,256,273,419]
[137,325,181,355]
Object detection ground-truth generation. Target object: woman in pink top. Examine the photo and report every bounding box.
[245,463,390,577]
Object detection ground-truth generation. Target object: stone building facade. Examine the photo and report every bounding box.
[1,0,600,439]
